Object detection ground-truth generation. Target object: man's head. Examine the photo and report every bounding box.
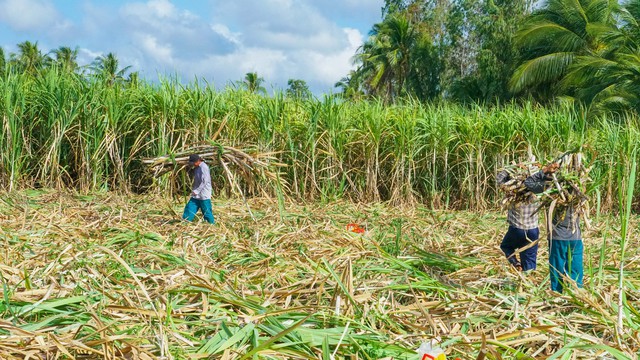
[188,154,203,167]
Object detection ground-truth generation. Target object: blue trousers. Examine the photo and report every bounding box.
[500,226,539,271]
[182,198,215,224]
[549,239,583,293]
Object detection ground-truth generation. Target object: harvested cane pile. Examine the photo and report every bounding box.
[142,143,280,195]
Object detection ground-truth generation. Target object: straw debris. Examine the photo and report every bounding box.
[0,190,637,359]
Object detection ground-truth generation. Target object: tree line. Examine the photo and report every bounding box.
[339,0,640,115]
[0,41,136,86]
[0,41,312,99]
[2,0,638,114]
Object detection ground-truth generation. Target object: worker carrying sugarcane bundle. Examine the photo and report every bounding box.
[497,151,591,292]
[183,154,215,224]
[525,152,591,293]
[496,158,541,272]
[142,142,280,223]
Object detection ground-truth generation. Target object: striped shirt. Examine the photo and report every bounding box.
[507,202,539,230]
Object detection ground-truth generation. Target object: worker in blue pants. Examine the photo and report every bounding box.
[525,161,583,293]
[182,154,215,224]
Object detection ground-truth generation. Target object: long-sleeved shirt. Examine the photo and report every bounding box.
[191,161,212,200]
[524,170,581,240]
[497,170,539,230]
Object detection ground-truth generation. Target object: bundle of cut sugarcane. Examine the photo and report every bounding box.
[499,153,591,203]
[141,142,281,183]
[498,161,540,208]
[498,152,592,225]
[536,152,592,226]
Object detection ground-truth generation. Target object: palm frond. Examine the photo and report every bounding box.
[517,21,587,52]
[510,52,574,92]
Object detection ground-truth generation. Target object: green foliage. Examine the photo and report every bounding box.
[238,71,267,95]
[0,47,5,78]
[286,79,311,99]
[51,46,79,73]
[351,0,532,103]
[511,0,640,114]
[352,12,441,102]
[8,41,51,75]
[447,0,533,102]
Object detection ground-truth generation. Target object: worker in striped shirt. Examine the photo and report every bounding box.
[182,154,215,224]
[497,169,540,271]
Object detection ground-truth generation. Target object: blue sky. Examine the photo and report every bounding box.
[0,0,384,93]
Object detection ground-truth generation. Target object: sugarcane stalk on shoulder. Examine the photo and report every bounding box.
[142,144,273,178]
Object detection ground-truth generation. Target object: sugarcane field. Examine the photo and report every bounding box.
[2,92,640,360]
[3,1,640,359]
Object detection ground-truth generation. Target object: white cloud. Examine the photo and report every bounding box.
[0,0,380,93]
[79,48,101,65]
[211,24,241,45]
[303,28,363,82]
[117,0,235,62]
[203,0,369,91]
[120,0,198,27]
[213,0,350,52]
[0,0,61,31]
[145,0,176,18]
[178,26,364,92]
[137,34,173,65]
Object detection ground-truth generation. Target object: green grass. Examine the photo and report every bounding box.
[0,190,638,359]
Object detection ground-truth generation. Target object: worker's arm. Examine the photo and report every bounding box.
[524,170,547,194]
[496,170,510,186]
[525,162,559,194]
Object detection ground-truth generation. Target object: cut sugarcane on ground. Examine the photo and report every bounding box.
[0,190,638,359]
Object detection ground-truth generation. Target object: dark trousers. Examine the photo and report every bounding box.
[500,226,539,271]
[549,239,583,293]
[182,198,215,224]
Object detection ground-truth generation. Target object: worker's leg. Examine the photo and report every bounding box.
[500,226,523,268]
[549,239,568,293]
[199,199,215,224]
[519,227,539,271]
[567,240,584,288]
[182,198,198,221]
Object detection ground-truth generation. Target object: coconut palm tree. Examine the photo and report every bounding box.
[240,72,267,94]
[51,46,79,73]
[334,71,365,100]
[560,1,640,113]
[353,13,436,102]
[91,52,132,86]
[511,0,640,114]
[9,41,49,75]
[509,0,619,97]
